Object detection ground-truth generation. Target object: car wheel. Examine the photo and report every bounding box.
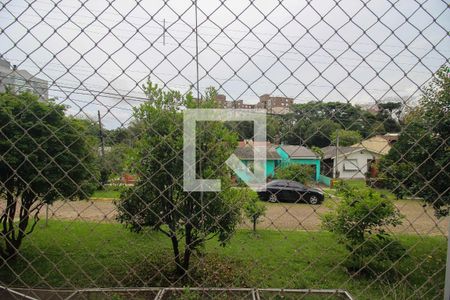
[268,193,277,203]
[309,195,319,205]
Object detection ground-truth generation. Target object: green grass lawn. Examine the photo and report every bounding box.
[0,221,446,299]
[92,187,122,199]
[345,179,397,199]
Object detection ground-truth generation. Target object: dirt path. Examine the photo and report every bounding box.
[256,200,448,236]
[17,198,447,236]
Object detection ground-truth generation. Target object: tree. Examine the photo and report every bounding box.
[225,121,253,140]
[103,143,131,181]
[105,127,133,146]
[242,189,266,232]
[304,119,341,147]
[322,183,404,274]
[274,164,314,184]
[380,66,450,217]
[289,101,376,138]
[280,117,310,145]
[267,115,282,143]
[376,101,402,133]
[331,129,362,146]
[224,115,281,143]
[0,91,97,258]
[115,83,242,275]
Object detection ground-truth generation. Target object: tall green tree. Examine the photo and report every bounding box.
[103,143,131,180]
[0,91,97,258]
[377,101,402,133]
[281,101,375,146]
[116,83,242,275]
[224,115,281,143]
[290,101,375,137]
[331,129,362,146]
[305,119,341,147]
[380,66,449,216]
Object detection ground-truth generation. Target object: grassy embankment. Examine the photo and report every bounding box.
[0,220,445,299]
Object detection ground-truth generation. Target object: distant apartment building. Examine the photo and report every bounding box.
[233,99,256,109]
[214,94,256,109]
[257,94,293,114]
[214,93,293,114]
[215,94,227,107]
[0,58,48,100]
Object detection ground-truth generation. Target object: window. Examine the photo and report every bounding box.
[268,181,286,187]
[288,181,304,188]
[343,159,359,171]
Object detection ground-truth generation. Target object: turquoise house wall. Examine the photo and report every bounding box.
[235,159,276,182]
[319,175,332,187]
[275,147,321,181]
[235,148,320,182]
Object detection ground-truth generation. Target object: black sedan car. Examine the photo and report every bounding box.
[256,180,324,204]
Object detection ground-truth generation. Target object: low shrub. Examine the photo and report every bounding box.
[242,189,266,232]
[274,164,314,184]
[321,188,405,276]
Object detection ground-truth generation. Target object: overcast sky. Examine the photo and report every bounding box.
[1,0,449,128]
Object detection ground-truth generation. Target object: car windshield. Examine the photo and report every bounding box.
[267,180,306,188]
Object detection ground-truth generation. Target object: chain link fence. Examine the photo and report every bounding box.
[0,0,449,299]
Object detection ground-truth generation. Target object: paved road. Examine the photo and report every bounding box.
[24,198,448,236]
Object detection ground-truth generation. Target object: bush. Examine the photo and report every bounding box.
[333,180,353,197]
[274,164,314,184]
[321,188,405,276]
[242,189,266,232]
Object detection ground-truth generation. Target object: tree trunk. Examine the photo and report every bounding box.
[1,192,34,259]
[183,223,193,273]
[170,233,183,275]
[253,216,257,232]
[183,248,191,274]
[1,191,18,259]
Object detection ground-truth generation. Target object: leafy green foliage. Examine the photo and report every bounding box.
[224,115,282,143]
[322,185,405,275]
[242,189,266,232]
[282,101,376,146]
[310,146,324,158]
[274,164,314,184]
[0,91,97,257]
[380,65,450,217]
[376,101,403,133]
[304,119,342,147]
[331,129,362,146]
[115,82,241,275]
[102,143,132,180]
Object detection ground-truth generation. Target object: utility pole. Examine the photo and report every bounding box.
[98,110,105,159]
[98,110,106,187]
[333,133,339,179]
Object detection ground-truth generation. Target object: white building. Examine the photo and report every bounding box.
[0,59,48,100]
[321,146,382,179]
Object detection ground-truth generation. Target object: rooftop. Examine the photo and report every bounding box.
[279,145,318,159]
[321,146,363,159]
[234,145,281,160]
[352,135,392,155]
